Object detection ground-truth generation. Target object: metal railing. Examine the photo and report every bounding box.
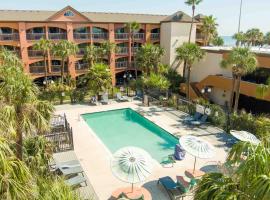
[48,33,67,40]
[134,33,145,40]
[115,61,128,69]
[0,33,19,41]
[26,33,46,40]
[77,48,86,56]
[75,62,89,71]
[132,47,139,53]
[51,65,68,73]
[74,32,91,40]
[92,33,108,40]
[29,66,45,74]
[28,50,44,58]
[116,47,129,55]
[151,33,160,40]
[115,33,129,40]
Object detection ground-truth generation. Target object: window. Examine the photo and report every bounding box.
[64,10,74,17]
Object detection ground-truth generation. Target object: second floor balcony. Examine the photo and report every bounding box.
[29,65,45,74]
[92,33,108,40]
[115,33,129,40]
[0,33,19,41]
[48,33,67,40]
[133,33,145,40]
[150,33,160,40]
[51,65,68,73]
[74,33,91,40]
[115,61,128,69]
[28,50,44,58]
[116,47,129,55]
[26,33,46,41]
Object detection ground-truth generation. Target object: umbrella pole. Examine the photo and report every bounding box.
[131,183,134,192]
[193,157,197,174]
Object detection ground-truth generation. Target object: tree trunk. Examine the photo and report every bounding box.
[229,74,236,112]
[186,65,191,100]
[44,54,48,87]
[233,76,241,112]
[16,129,23,160]
[188,5,195,43]
[132,33,138,79]
[61,58,64,83]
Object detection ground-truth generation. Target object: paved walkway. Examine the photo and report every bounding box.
[55,100,230,200]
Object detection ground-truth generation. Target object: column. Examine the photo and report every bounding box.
[66,23,76,78]
[108,23,116,85]
[145,24,152,43]
[18,22,29,74]
[45,25,51,73]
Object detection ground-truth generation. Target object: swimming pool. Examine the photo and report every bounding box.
[82,108,178,163]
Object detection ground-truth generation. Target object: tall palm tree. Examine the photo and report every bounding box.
[264,32,270,46]
[233,31,246,46]
[0,137,34,199]
[176,43,205,100]
[201,15,218,46]
[100,41,116,64]
[195,141,270,200]
[126,21,140,78]
[185,0,203,43]
[221,47,257,112]
[245,28,264,46]
[0,61,54,160]
[33,38,53,86]
[52,40,78,83]
[84,44,99,68]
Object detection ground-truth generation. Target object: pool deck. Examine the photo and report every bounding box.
[55,100,231,200]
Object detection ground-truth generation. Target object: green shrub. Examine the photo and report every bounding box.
[230,111,256,133]
[208,104,226,128]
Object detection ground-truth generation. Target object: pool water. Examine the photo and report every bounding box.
[82,108,178,163]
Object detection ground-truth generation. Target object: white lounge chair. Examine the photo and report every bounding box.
[116,93,129,102]
[65,175,87,187]
[101,93,109,104]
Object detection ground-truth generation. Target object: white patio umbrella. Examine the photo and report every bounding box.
[230,130,260,145]
[179,135,215,174]
[111,147,154,192]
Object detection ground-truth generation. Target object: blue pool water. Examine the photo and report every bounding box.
[82,108,178,163]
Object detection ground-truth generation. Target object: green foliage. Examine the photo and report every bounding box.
[185,0,203,6]
[264,32,270,45]
[211,36,224,46]
[201,15,218,46]
[46,81,74,104]
[233,31,246,46]
[256,77,270,99]
[142,73,170,91]
[176,43,205,66]
[245,28,264,46]
[165,68,185,93]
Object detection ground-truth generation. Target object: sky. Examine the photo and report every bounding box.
[1,0,269,36]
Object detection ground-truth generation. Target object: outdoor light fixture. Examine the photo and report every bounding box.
[201,86,212,94]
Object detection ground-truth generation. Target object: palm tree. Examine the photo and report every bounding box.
[211,36,224,46]
[33,38,53,87]
[264,32,270,46]
[245,28,264,46]
[0,62,54,159]
[195,141,270,200]
[233,31,246,46]
[126,21,140,78]
[0,47,22,67]
[84,44,99,68]
[221,47,257,112]
[52,40,78,83]
[84,63,112,98]
[256,78,270,99]
[136,43,165,76]
[185,0,203,43]
[201,15,218,46]
[0,137,34,200]
[100,41,116,63]
[176,43,205,100]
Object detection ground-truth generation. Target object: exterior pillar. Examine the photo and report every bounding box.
[66,23,76,78]
[128,29,132,67]
[108,23,116,86]
[18,22,29,74]
[145,24,152,43]
[45,25,51,73]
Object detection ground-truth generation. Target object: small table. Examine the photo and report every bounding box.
[111,186,152,200]
[185,169,205,179]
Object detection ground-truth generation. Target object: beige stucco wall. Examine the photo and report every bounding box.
[208,87,231,106]
[160,22,196,75]
[190,52,232,82]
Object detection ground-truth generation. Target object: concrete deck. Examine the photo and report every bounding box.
[55,100,230,200]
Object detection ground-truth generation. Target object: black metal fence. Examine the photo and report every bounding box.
[45,114,74,153]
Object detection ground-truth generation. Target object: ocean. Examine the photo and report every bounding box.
[221,36,236,46]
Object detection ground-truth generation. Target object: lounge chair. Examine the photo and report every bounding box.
[189,114,208,126]
[176,176,197,193]
[58,166,84,176]
[65,175,87,187]
[157,176,185,200]
[101,93,109,104]
[183,112,202,123]
[116,93,129,102]
[90,96,98,105]
[117,192,144,200]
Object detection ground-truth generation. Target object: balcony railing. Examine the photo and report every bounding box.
[8,50,21,57]
[115,61,128,69]
[151,33,160,40]
[92,33,108,40]
[115,33,129,40]
[28,50,44,58]
[51,65,68,73]
[196,33,204,40]
[0,33,19,41]
[132,47,139,53]
[77,48,86,56]
[26,33,46,40]
[134,33,145,40]
[48,33,67,40]
[75,62,89,71]
[29,66,45,74]
[116,47,129,55]
[74,33,91,40]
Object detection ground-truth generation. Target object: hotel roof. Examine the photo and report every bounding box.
[0,6,192,24]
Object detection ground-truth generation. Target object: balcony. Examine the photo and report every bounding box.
[115,33,129,40]
[0,33,19,41]
[77,48,86,56]
[151,33,160,40]
[75,62,89,71]
[115,61,128,69]
[132,47,139,53]
[92,33,108,40]
[29,66,45,74]
[196,33,204,40]
[134,33,144,40]
[48,33,67,40]
[116,47,128,55]
[28,50,44,58]
[26,33,46,41]
[51,65,68,73]
[74,33,91,40]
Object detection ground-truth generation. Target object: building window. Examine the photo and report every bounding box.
[64,10,74,17]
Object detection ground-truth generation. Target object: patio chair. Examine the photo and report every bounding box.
[90,96,98,105]
[50,160,80,171]
[183,112,202,123]
[101,93,109,104]
[65,175,87,187]
[157,176,185,200]
[189,114,208,126]
[117,192,144,200]
[57,166,84,176]
[116,93,129,102]
[176,176,197,194]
